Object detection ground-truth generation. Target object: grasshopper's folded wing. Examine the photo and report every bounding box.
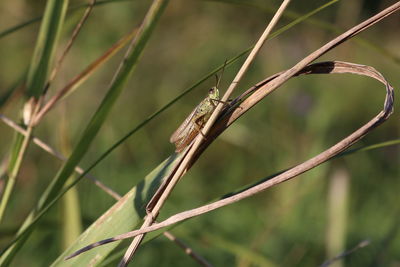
[170,107,197,144]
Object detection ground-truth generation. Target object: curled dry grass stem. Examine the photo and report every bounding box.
[67,60,395,259]
[66,1,399,259]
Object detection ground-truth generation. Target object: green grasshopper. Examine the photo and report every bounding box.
[170,87,220,152]
[170,73,228,153]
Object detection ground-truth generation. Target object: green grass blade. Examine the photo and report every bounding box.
[0,0,169,264]
[50,153,184,266]
[334,139,400,157]
[0,133,24,221]
[0,17,42,40]
[0,0,69,264]
[25,0,68,98]
[61,181,82,249]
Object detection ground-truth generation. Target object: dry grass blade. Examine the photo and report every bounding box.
[66,60,394,256]
[120,1,292,264]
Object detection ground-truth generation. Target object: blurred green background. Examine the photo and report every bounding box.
[0,0,399,266]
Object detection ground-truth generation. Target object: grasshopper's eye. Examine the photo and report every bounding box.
[209,87,215,94]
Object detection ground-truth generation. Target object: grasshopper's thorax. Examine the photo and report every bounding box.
[199,87,219,113]
[194,86,219,119]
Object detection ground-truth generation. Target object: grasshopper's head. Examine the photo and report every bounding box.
[208,87,219,100]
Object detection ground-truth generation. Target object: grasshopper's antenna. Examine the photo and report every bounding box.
[214,74,219,88]
[216,59,228,88]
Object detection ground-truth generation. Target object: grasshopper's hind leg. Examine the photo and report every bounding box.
[211,98,230,107]
[194,120,207,139]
